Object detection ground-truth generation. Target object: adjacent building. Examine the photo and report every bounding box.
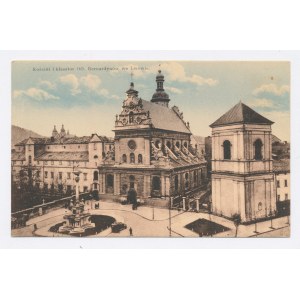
[210,102,276,222]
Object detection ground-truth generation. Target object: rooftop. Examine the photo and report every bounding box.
[273,159,290,173]
[210,102,273,128]
[141,100,191,134]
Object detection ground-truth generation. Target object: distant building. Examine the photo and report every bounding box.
[210,102,276,222]
[273,159,290,215]
[272,135,290,160]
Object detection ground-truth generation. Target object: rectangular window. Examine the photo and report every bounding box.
[51,161,54,165]
[51,172,54,179]
[45,171,48,178]
[83,173,87,181]
[68,161,71,166]
[44,183,48,190]
[36,171,40,177]
[277,194,280,201]
[59,161,62,165]
[44,161,48,165]
[59,172,62,180]
[285,193,288,200]
[277,180,280,188]
[37,161,40,165]
[67,172,71,179]
[284,180,288,187]
[84,186,88,192]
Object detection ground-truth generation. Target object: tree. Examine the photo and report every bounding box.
[232,213,241,237]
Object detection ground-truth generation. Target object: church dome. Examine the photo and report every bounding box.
[151,90,170,100]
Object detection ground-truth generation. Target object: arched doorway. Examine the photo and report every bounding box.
[151,176,161,197]
[106,174,114,194]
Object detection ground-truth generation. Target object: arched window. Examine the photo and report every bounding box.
[166,141,171,148]
[155,140,160,148]
[130,153,135,163]
[129,112,134,123]
[152,176,161,191]
[174,175,179,191]
[122,154,127,163]
[129,175,135,189]
[28,155,32,164]
[107,174,114,188]
[176,141,180,148]
[223,140,231,160]
[254,139,263,160]
[93,171,98,181]
[183,142,188,148]
[138,154,143,163]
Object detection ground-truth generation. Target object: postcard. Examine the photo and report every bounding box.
[11,60,290,238]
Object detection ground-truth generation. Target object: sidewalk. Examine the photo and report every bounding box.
[12,200,290,238]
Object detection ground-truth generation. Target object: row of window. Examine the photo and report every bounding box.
[44,171,88,180]
[42,183,89,193]
[277,194,289,201]
[122,153,143,164]
[277,179,288,188]
[222,139,263,160]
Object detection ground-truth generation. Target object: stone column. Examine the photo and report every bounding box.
[195,198,200,212]
[165,176,170,196]
[99,173,105,194]
[114,173,120,195]
[161,175,166,197]
[143,175,151,198]
[182,197,186,210]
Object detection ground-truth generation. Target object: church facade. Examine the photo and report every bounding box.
[12,71,207,208]
[210,102,276,222]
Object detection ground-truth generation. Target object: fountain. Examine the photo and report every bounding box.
[58,169,95,236]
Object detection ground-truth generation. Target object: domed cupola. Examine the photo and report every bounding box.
[151,70,170,107]
[126,82,139,97]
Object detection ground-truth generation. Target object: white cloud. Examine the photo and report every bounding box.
[39,80,56,90]
[160,62,218,86]
[80,74,102,91]
[13,88,59,101]
[165,86,183,94]
[253,83,290,96]
[247,98,274,108]
[59,74,81,95]
[118,62,218,87]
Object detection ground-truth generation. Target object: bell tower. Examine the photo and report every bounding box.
[151,70,170,107]
[210,102,276,222]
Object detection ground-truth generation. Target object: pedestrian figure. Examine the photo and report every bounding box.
[129,227,133,236]
[33,223,37,231]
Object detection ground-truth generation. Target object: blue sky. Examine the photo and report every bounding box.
[12,61,290,141]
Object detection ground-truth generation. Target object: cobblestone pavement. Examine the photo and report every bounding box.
[11,200,290,238]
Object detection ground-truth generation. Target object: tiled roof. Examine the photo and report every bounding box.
[210,102,273,127]
[15,137,50,146]
[141,100,191,134]
[36,151,89,161]
[15,135,111,146]
[273,159,290,173]
[11,152,25,161]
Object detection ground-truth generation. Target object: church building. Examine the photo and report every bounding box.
[210,102,276,222]
[12,70,207,208]
[99,70,207,206]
